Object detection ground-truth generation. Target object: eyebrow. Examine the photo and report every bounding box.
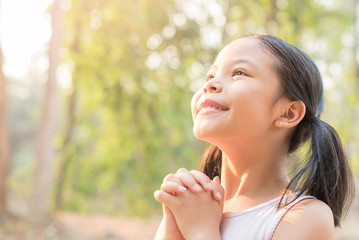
[208,58,258,72]
[208,64,217,72]
[230,58,258,69]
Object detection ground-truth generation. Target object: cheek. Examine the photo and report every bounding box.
[191,90,202,120]
[229,88,273,129]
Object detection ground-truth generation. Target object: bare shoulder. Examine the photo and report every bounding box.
[272,198,334,240]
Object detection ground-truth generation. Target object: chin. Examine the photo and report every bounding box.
[192,126,203,139]
[192,126,218,144]
[193,125,208,140]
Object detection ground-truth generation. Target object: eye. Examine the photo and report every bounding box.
[233,69,247,77]
[206,74,215,81]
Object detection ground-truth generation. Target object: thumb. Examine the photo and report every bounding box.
[213,176,221,185]
[213,176,224,208]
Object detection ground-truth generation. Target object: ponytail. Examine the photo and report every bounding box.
[283,116,354,227]
[200,117,354,227]
[199,144,222,180]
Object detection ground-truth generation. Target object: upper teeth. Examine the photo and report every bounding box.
[203,106,222,110]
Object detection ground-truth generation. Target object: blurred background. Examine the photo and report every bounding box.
[0,0,358,239]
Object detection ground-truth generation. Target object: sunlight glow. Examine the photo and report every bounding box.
[1,0,53,79]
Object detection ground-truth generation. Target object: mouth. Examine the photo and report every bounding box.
[197,99,229,114]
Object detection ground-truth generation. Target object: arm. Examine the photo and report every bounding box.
[272,199,334,240]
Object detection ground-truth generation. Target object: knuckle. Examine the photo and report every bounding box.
[191,170,208,178]
[163,173,175,182]
[176,168,188,174]
[160,182,168,190]
[154,190,163,200]
[191,170,209,182]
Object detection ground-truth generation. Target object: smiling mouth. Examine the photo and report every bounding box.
[197,99,229,114]
[198,106,228,115]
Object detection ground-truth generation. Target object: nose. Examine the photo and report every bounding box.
[203,80,222,94]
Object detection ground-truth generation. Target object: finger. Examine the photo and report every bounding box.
[154,190,179,208]
[211,189,222,201]
[175,168,202,193]
[189,170,222,201]
[161,182,187,195]
[190,170,215,191]
[212,176,225,204]
[163,173,183,186]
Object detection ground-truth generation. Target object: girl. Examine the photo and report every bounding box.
[154,34,354,240]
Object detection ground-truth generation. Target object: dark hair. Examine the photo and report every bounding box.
[199,34,354,227]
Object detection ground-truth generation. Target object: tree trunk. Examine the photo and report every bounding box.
[54,15,81,210]
[0,0,10,214]
[33,0,63,219]
[54,88,77,209]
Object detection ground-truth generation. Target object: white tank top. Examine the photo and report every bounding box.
[220,194,315,240]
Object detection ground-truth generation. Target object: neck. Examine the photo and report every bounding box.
[219,143,290,202]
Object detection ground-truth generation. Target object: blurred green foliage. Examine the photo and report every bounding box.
[8,0,359,217]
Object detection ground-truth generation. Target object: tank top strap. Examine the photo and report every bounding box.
[267,194,316,240]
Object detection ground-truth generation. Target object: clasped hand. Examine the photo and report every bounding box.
[154,168,224,240]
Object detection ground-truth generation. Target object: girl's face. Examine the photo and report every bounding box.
[191,37,283,147]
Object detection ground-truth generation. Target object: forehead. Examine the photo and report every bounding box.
[214,37,274,69]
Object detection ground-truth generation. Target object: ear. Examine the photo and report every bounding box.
[275,101,306,129]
